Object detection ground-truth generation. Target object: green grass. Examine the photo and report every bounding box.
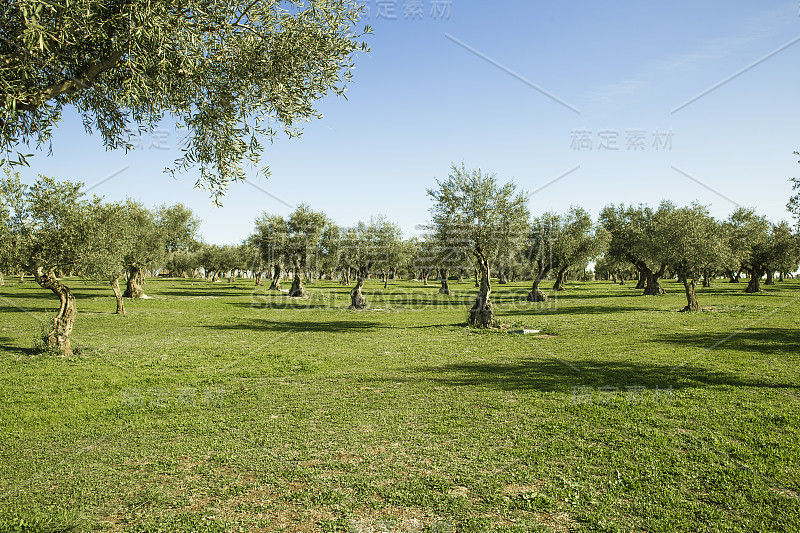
[1,276,799,532]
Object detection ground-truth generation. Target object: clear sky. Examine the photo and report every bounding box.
[17,1,800,244]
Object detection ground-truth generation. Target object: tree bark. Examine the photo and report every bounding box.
[552,267,568,291]
[527,262,551,302]
[269,264,283,290]
[498,269,508,284]
[682,278,699,312]
[254,271,264,286]
[288,259,306,297]
[438,268,450,295]
[350,277,367,309]
[33,267,76,356]
[745,269,763,293]
[469,248,495,328]
[474,268,480,288]
[642,265,666,296]
[635,271,646,290]
[702,270,712,288]
[422,269,429,286]
[111,276,125,315]
[124,266,145,298]
[382,270,389,289]
[764,270,775,285]
[0,273,3,287]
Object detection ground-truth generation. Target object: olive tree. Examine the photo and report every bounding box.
[254,214,289,290]
[660,203,720,311]
[286,205,329,297]
[2,1,370,201]
[600,202,675,296]
[724,208,771,293]
[427,163,529,328]
[0,173,118,354]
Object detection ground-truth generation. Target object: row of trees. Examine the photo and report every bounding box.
[0,171,199,354]
[3,166,800,354]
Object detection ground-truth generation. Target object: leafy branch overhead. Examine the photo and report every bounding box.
[0,0,371,201]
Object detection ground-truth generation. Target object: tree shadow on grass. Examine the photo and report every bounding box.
[0,336,37,356]
[407,357,798,393]
[654,327,800,356]
[202,318,383,333]
[498,304,657,316]
[228,302,337,310]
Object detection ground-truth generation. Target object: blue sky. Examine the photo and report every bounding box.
[18,1,800,244]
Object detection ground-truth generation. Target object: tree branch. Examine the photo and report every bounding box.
[14,49,126,112]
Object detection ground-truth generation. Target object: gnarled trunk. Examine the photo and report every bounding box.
[474,268,479,288]
[33,267,76,356]
[469,248,495,328]
[553,267,568,291]
[498,269,508,284]
[254,271,264,286]
[288,259,306,297]
[682,278,699,312]
[764,270,775,285]
[422,269,430,286]
[702,270,712,288]
[527,263,551,302]
[350,277,367,309]
[124,266,145,298]
[745,269,763,293]
[438,268,450,295]
[269,264,283,290]
[111,276,125,315]
[643,266,666,296]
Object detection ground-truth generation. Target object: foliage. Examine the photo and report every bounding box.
[1,0,370,200]
[427,163,529,264]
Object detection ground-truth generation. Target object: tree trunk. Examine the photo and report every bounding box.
[469,248,495,328]
[269,264,283,290]
[702,270,712,288]
[779,272,785,282]
[764,270,775,285]
[33,267,76,356]
[382,270,389,289]
[254,271,264,286]
[635,271,646,290]
[643,268,665,296]
[527,265,550,302]
[124,266,145,298]
[498,269,508,284]
[111,276,125,315]
[457,269,464,283]
[0,273,3,287]
[288,259,306,297]
[438,268,450,295]
[422,269,429,286]
[350,277,367,309]
[474,268,479,288]
[745,269,763,293]
[682,278,699,312]
[20,272,24,282]
[552,267,568,291]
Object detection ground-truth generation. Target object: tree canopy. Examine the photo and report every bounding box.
[1,1,370,200]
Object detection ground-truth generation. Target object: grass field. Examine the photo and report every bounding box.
[0,276,798,532]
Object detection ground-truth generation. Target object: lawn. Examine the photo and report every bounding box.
[0,276,798,532]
